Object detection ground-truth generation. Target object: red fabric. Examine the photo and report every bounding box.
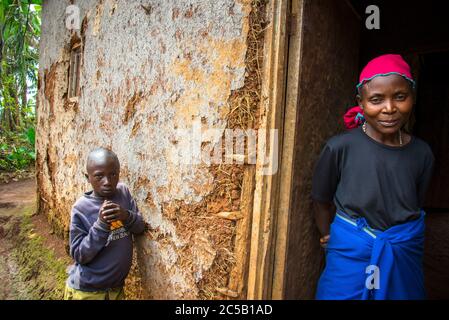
[343,54,414,130]
[358,54,414,88]
[344,106,364,129]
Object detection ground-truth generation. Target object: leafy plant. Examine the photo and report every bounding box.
[0,1,40,172]
[1,0,41,132]
[0,126,35,171]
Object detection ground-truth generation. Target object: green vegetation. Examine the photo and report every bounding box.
[12,208,69,300]
[0,1,70,300]
[0,126,35,170]
[0,0,41,172]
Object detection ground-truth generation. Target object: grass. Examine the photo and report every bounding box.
[12,208,69,300]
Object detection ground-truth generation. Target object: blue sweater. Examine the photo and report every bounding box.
[67,183,145,291]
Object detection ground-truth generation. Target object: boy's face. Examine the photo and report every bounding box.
[357,74,414,135]
[85,158,120,198]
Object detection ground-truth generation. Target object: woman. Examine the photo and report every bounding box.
[312,54,434,300]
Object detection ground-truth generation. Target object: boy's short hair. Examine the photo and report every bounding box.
[86,147,120,171]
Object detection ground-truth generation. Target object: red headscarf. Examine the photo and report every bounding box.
[343,54,415,130]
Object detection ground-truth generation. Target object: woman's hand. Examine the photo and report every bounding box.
[319,234,330,248]
[313,200,335,246]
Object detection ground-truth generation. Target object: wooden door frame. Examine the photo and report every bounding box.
[246,0,366,299]
[270,0,305,299]
[246,0,305,300]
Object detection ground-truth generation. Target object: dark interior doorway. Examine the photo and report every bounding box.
[414,51,449,299]
[285,0,449,299]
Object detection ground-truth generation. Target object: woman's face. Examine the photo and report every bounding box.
[357,74,414,135]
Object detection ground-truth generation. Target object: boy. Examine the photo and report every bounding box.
[64,147,145,300]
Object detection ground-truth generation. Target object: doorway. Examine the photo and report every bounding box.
[276,0,449,299]
[414,51,449,299]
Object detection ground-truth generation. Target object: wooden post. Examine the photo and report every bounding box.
[225,165,256,299]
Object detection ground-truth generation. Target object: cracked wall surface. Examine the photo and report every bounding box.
[37,0,265,299]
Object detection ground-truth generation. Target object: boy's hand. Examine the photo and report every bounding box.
[100,200,129,224]
[319,234,330,248]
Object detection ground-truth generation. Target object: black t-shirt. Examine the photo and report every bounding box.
[311,126,435,230]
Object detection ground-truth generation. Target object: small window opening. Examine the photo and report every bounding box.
[68,43,81,99]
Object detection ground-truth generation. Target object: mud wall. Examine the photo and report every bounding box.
[37,0,266,299]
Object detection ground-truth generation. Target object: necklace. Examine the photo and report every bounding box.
[362,122,402,146]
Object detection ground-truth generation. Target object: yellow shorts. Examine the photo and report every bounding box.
[63,284,125,300]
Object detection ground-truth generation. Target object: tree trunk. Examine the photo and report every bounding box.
[6,108,13,131]
[5,85,19,131]
[21,80,27,123]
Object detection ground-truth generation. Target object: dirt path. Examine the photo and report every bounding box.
[0,179,36,299]
[0,178,35,209]
[0,178,71,300]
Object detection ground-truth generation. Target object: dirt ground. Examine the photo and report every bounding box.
[0,178,71,300]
